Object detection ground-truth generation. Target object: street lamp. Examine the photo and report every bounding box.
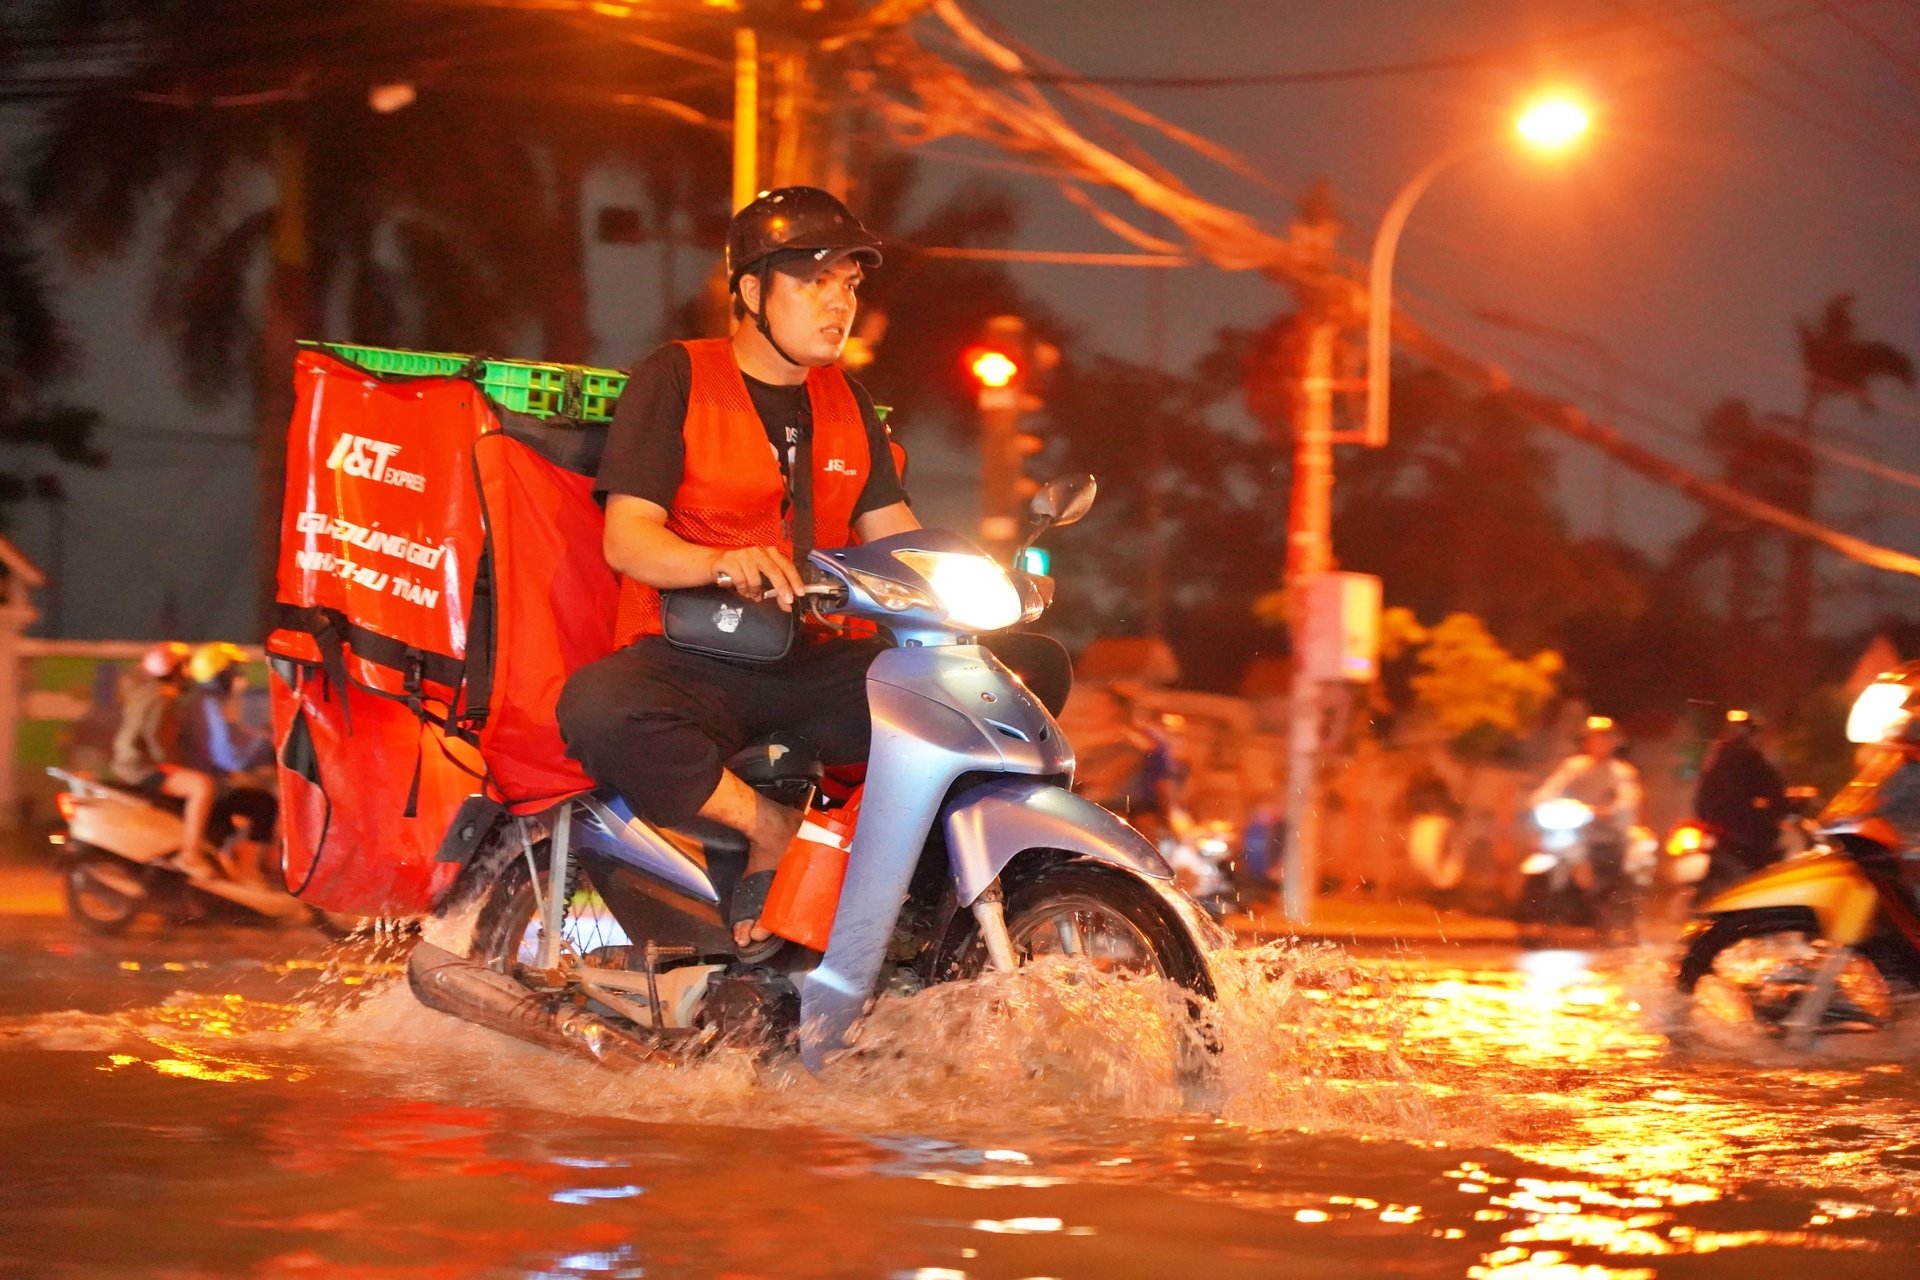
[1363,94,1592,446]
[1280,93,1593,924]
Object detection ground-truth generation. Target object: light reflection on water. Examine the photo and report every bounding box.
[2,924,1918,1277]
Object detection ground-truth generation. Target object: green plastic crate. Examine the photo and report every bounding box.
[303,340,628,424]
[578,367,629,424]
[477,360,570,419]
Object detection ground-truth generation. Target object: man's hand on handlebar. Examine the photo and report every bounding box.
[709,546,805,609]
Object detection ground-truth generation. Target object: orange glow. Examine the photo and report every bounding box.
[1666,824,1707,856]
[1516,96,1591,151]
[968,349,1020,388]
[55,791,78,822]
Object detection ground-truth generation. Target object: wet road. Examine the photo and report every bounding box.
[2,893,1918,1278]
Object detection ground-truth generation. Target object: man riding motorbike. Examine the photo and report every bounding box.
[1525,714,1643,927]
[557,187,1066,956]
[107,641,218,878]
[1692,708,1787,895]
[1532,714,1643,837]
[177,643,278,887]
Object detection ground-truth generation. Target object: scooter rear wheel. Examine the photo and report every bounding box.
[64,853,142,935]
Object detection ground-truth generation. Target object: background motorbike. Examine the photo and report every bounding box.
[1659,787,1822,903]
[409,475,1221,1077]
[1159,813,1242,919]
[47,766,334,934]
[1675,677,1920,1042]
[1515,799,1648,944]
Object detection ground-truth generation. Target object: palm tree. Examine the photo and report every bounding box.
[1780,294,1914,667]
[1,176,103,539]
[21,0,690,623]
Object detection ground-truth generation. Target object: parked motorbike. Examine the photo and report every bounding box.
[1514,799,1651,943]
[409,476,1221,1076]
[1675,677,1920,1043]
[47,767,323,934]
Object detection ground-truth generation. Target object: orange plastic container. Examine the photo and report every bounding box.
[760,791,861,951]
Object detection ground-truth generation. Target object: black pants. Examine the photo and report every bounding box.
[557,631,1071,828]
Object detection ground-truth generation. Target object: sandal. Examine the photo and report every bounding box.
[727,869,781,961]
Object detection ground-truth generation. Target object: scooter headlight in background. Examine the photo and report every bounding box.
[1519,852,1560,876]
[893,551,1023,631]
[1846,679,1912,744]
[1532,798,1593,832]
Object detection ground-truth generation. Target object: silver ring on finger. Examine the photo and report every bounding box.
[714,569,733,588]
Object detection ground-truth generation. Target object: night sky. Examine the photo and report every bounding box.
[5,0,1919,640]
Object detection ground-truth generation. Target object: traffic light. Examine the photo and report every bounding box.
[966,315,1056,559]
[966,348,1020,390]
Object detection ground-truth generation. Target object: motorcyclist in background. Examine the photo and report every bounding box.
[1072,684,1182,841]
[107,642,219,877]
[1531,714,1643,844]
[1692,708,1787,895]
[177,643,278,887]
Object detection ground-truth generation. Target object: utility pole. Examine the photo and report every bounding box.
[732,26,760,211]
[1144,269,1169,637]
[1279,207,1344,924]
[1280,318,1338,922]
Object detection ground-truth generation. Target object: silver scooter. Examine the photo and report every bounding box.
[410,476,1220,1075]
[47,768,319,932]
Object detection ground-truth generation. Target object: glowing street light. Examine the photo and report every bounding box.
[1362,93,1594,445]
[1516,96,1592,152]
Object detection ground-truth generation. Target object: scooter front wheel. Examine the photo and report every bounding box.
[64,853,143,934]
[1677,909,1898,1036]
[944,859,1216,999]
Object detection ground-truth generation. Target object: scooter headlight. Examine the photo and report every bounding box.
[845,567,936,614]
[1846,679,1912,744]
[892,551,1023,632]
[1533,798,1593,832]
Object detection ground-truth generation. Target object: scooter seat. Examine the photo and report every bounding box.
[95,778,187,815]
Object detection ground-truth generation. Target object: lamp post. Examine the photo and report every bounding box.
[1362,96,1591,447]
[1279,94,1592,923]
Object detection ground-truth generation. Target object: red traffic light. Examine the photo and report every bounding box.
[966,347,1020,389]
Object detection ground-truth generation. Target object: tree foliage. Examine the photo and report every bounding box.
[1380,608,1561,759]
[0,90,103,527]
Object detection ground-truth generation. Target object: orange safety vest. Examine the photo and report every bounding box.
[612,337,871,646]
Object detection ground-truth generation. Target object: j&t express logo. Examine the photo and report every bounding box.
[326,433,427,492]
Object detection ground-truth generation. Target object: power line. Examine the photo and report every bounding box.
[1701,0,1920,156]
[1610,0,1920,179]
[1811,0,1920,91]
[955,0,1843,90]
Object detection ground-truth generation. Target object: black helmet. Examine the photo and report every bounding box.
[726,186,882,292]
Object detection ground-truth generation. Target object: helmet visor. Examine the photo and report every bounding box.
[766,244,882,276]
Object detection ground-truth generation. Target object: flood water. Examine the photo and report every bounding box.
[3,902,1918,1278]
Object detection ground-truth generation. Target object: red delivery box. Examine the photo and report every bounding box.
[267,343,625,915]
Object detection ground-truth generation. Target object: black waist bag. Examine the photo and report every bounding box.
[660,586,797,663]
[661,402,811,666]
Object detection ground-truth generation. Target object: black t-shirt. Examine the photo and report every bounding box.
[594,343,908,521]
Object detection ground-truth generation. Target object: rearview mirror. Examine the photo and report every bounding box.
[1031,473,1097,528]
